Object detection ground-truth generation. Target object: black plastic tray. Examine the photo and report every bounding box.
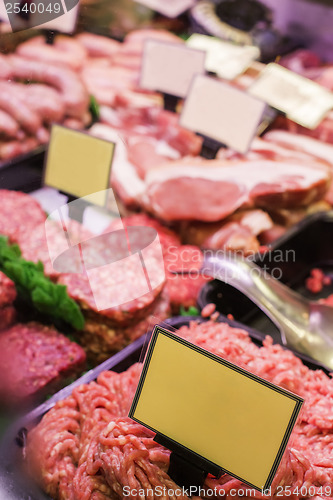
[0,313,329,500]
[198,211,333,344]
[0,146,45,192]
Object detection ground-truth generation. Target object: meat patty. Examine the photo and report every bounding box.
[17,218,93,279]
[0,190,46,243]
[78,288,170,363]
[0,322,86,404]
[0,271,16,308]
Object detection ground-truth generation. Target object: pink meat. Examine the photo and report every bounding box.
[0,109,20,138]
[123,29,182,55]
[0,137,39,160]
[0,81,41,134]
[10,55,89,118]
[0,53,13,79]
[144,159,330,221]
[279,49,322,75]
[16,35,87,71]
[203,221,260,254]
[8,82,66,124]
[76,32,121,58]
[264,130,333,168]
[273,113,333,146]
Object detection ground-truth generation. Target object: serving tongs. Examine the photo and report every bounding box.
[202,252,333,371]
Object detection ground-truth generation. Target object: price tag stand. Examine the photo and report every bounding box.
[163,93,179,113]
[45,29,56,45]
[154,434,221,490]
[65,195,90,223]
[198,135,225,160]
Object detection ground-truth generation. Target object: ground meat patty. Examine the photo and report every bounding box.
[17,218,93,279]
[58,224,166,325]
[0,322,86,404]
[27,320,333,500]
[0,271,16,307]
[0,190,46,243]
[0,305,16,330]
[103,213,181,252]
[77,288,170,363]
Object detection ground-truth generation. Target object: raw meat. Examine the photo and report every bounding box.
[89,123,146,207]
[76,33,121,58]
[0,53,13,79]
[0,81,42,135]
[163,244,210,312]
[144,159,330,221]
[16,35,88,70]
[305,268,331,294]
[17,218,93,279]
[103,213,181,252]
[78,288,170,363]
[9,55,89,118]
[0,322,86,404]
[27,319,333,500]
[0,305,16,331]
[279,50,322,75]
[123,29,182,55]
[0,109,20,138]
[0,190,46,243]
[0,271,16,308]
[273,113,333,146]
[57,231,165,325]
[0,137,40,160]
[264,130,333,167]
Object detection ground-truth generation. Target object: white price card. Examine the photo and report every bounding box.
[140,39,206,99]
[180,74,267,154]
[187,34,260,80]
[134,0,195,18]
[249,63,333,130]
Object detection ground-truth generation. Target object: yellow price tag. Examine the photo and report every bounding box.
[44,125,115,207]
[129,325,303,491]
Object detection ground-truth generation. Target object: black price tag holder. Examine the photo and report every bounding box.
[198,134,225,160]
[155,434,221,490]
[163,93,180,113]
[45,29,56,45]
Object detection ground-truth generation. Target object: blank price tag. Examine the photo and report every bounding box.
[180,74,267,153]
[134,0,195,18]
[129,326,303,491]
[44,125,115,207]
[140,39,206,99]
[187,34,260,80]
[249,63,333,129]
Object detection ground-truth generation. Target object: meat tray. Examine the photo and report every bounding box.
[0,313,329,500]
[198,211,333,344]
[0,146,45,192]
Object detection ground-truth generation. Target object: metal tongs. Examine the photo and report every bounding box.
[203,252,333,371]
